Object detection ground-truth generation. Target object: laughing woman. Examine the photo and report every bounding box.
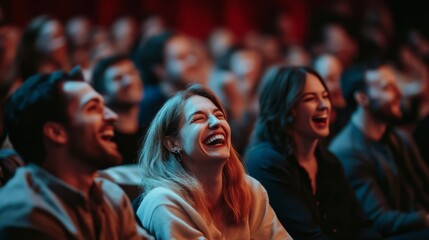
[245,66,381,240]
[135,84,290,239]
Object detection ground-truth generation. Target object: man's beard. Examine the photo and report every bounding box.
[70,141,122,171]
[368,97,402,124]
[67,127,122,171]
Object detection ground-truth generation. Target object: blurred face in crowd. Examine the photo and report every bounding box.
[66,17,91,47]
[209,28,235,59]
[0,25,20,69]
[103,59,143,106]
[292,73,331,140]
[62,81,122,170]
[323,24,357,67]
[314,55,346,108]
[164,35,200,84]
[112,17,137,55]
[36,20,68,67]
[259,36,283,65]
[285,45,311,67]
[174,95,231,169]
[142,15,165,40]
[230,49,262,94]
[365,65,402,122]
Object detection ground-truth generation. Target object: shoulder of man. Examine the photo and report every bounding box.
[0,167,67,237]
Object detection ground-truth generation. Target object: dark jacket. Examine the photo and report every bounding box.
[245,142,380,240]
[330,122,429,236]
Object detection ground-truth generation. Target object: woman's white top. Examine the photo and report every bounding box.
[136,175,292,240]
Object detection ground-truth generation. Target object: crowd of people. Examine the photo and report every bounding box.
[1,1,429,239]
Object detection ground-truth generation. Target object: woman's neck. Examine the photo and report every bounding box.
[196,164,226,229]
[187,160,224,208]
[200,171,223,209]
[292,134,318,163]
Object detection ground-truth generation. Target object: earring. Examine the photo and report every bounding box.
[170,146,182,162]
[171,146,181,154]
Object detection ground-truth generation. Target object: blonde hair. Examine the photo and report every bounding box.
[139,84,252,224]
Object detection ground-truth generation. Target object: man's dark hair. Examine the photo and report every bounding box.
[341,60,387,110]
[91,55,130,95]
[4,67,84,165]
[134,31,174,86]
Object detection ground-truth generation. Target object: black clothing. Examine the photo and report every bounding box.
[138,85,168,130]
[245,142,380,240]
[330,122,429,236]
[414,114,429,167]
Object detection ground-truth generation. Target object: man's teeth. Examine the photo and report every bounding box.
[205,134,225,145]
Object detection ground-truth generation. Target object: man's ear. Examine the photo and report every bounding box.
[354,91,369,107]
[163,136,179,152]
[43,122,67,144]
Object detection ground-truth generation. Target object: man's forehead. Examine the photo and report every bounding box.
[166,36,192,54]
[62,81,102,105]
[366,66,396,84]
[62,81,90,94]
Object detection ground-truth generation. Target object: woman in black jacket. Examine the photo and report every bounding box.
[245,66,381,240]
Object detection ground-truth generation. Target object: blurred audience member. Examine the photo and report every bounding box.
[208,28,236,67]
[140,15,166,44]
[92,55,144,165]
[89,26,115,70]
[92,55,145,200]
[12,15,70,88]
[414,114,429,169]
[243,30,262,51]
[276,12,303,47]
[0,23,20,145]
[229,48,262,111]
[314,54,346,110]
[0,24,20,86]
[135,31,172,129]
[314,54,349,140]
[408,30,429,64]
[111,16,138,56]
[393,45,429,128]
[322,23,357,68]
[360,2,395,62]
[66,16,92,80]
[258,35,284,67]
[330,63,429,238]
[285,45,311,67]
[229,48,263,151]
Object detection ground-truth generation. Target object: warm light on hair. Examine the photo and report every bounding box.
[138,84,251,224]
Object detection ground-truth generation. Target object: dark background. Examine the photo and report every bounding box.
[1,0,428,41]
